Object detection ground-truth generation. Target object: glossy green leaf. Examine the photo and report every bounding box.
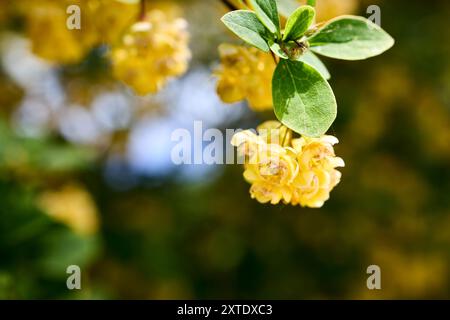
[298,51,330,80]
[283,5,315,41]
[308,15,395,60]
[249,0,280,35]
[221,10,270,52]
[272,60,337,137]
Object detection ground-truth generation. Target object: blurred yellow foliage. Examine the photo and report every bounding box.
[360,247,448,299]
[37,183,99,235]
[298,0,359,22]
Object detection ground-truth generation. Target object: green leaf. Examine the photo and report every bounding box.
[249,0,280,35]
[221,10,270,52]
[272,60,337,137]
[298,51,330,80]
[283,5,315,41]
[308,15,395,60]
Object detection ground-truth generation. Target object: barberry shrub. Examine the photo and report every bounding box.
[221,0,394,207]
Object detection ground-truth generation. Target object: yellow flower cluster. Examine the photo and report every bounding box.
[21,0,138,64]
[111,8,191,95]
[216,44,275,111]
[231,121,344,208]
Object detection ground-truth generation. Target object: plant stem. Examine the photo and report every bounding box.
[139,0,146,20]
[281,128,291,147]
[307,0,316,7]
[270,51,278,64]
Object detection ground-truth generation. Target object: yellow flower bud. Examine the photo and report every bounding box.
[216,44,275,111]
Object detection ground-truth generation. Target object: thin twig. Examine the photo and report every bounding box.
[139,0,146,20]
[270,51,278,65]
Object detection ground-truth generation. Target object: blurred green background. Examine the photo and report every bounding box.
[1,0,450,299]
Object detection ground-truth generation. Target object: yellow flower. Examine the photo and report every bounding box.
[291,136,345,208]
[111,8,191,95]
[293,135,345,171]
[37,184,99,235]
[216,44,275,111]
[232,121,344,208]
[231,122,298,205]
[244,144,298,204]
